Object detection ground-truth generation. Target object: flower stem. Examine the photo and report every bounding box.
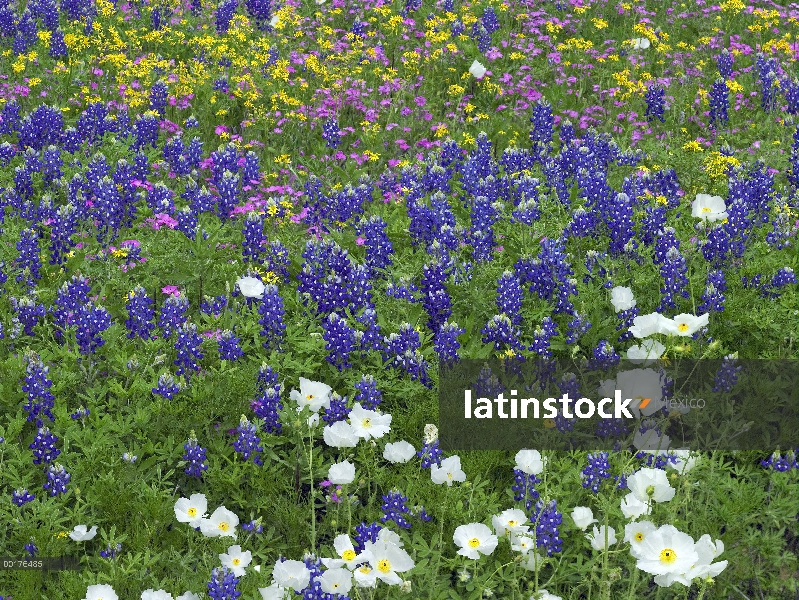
[307,427,316,551]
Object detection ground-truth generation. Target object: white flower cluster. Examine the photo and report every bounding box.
[573,467,726,589]
[259,530,414,598]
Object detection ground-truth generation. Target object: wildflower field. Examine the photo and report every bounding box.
[1,0,799,596]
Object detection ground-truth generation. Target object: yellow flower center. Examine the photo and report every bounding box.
[377,559,391,573]
[468,537,481,548]
[333,583,340,589]
[508,520,518,527]
[447,472,453,479]
[218,522,229,531]
[187,508,197,517]
[635,532,644,542]
[701,207,712,213]
[232,558,241,566]
[660,548,677,564]
[678,323,689,332]
[306,394,315,400]
[646,485,656,496]
[362,418,372,428]
[342,549,356,561]
[358,566,371,574]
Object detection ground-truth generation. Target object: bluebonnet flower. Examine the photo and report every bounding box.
[530,98,554,155]
[497,270,523,325]
[216,0,239,34]
[183,432,208,477]
[482,5,499,34]
[355,308,382,354]
[75,303,111,355]
[49,203,78,266]
[30,427,60,465]
[566,206,595,238]
[434,321,465,363]
[51,275,91,340]
[216,171,240,220]
[512,470,541,514]
[418,435,443,469]
[251,386,283,434]
[784,78,799,116]
[482,314,526,356]
[70,406,90,422]
[158,295,189,339]
[125,287,155,340]
[698,270,726,313]
[11,296,46,337]
[12,488,35,506]
[644,85,665,122]
[43,463,70,496]
[177,206,198,240]
[258,284,286,350]
[18,105,64,152]
[590,340,620,370]
[207,565,242,600]
[709,78,729,127]
[233,416,263,466]
[242,519,264,534]
[530,317,558,358]
[469,196,502,263]
[15,228,42,287]
[242,212,265,263]
[322,118,341,149]
[762,267,797,298]
[581,452,611,493]
[322,312,356,371]
[701,223,731,267]
[635,450,679,470]
[761,450,798,472]
[354,374,382,411]
[153,373,181,399]
[357,215,394,274]
[255,363,281,393]
[760,69,778,112]
[472,21,491,53]
[596,417,629,439]
[25,539,38,557]
[420,259,453,332]
[22,351,56,427]
[201,295,228,317]
[616,306,639,342]
[133,113,159,150]
[532,499,563,555]
[717,48,733,79]
[149,80,168,117]
[353,522,382,553]
[766,205,793,249]
[185,115,199,128]
[242,151,260,183]
[174,323,204,379]
[381,490,412,529]
[265,240,291,283]
[565,312,591,344]
[100,543,123,559]
[712,355,742,393]
[322,392,350,424]
[218,330,243,361]
[658,246,690,313]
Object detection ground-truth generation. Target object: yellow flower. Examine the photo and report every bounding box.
[592,18,608,29]
[682,141,703,152]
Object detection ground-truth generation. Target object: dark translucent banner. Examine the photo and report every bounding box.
[438,359,799,451]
